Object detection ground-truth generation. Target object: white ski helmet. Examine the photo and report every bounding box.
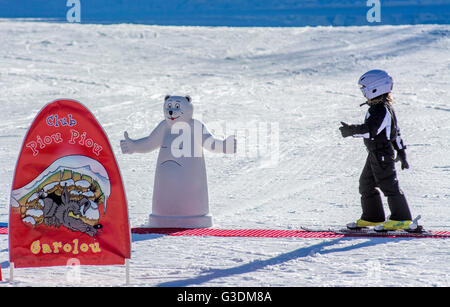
[358,70,393,100]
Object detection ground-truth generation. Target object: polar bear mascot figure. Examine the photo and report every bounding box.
[121,95,236,228]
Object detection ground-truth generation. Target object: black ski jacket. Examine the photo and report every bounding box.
[349,102,406,153]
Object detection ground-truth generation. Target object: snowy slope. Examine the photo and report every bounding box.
[0,20,449,286]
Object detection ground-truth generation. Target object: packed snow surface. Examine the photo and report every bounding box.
[0,20,449,286]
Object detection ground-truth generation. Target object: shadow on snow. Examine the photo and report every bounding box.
[156,237,412,287]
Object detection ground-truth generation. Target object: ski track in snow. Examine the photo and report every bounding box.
[0,20,449,286]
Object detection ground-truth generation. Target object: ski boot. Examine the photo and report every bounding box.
[347,219,383,230]
[374,216,422,232]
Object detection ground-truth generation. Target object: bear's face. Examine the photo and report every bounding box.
[163,95,193,124]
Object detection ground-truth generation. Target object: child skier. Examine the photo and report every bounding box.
[339,69,413,231]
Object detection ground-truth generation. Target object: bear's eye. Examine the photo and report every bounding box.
[175,103,180,109]
[167,103,172,109]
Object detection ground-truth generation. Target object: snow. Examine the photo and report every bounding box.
[0,19,449,286]
[75,179,91,188]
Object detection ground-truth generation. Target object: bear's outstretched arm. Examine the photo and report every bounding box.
[200,122,236,154]
[121,121,166,154]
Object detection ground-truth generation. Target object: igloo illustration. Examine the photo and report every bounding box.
[10,155,111,237]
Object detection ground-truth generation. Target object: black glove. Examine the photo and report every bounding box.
[395,149,409,170]
[339,122,354,138]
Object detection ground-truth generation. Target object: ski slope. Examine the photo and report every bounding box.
[0,20,449,286]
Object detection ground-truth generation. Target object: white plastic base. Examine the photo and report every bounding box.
[148,213,213,228]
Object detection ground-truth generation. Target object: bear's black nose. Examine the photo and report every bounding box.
[169,110,173,116]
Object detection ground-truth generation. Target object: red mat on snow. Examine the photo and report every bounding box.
[0,226,448,238]
[130,227,450,238]
[0,226,338,237]
[131,227,343,238]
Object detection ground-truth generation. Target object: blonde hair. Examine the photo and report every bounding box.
[368,93,394,105]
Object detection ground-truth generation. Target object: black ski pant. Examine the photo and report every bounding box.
[359,151,412,222]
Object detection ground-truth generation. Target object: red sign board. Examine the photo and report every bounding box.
[9,99,130,268]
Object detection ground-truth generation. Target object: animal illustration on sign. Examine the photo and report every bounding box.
[10,155,111,237]
[41,185,97,237]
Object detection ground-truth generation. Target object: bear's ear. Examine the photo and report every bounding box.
[185,95,192,103]
[164,95,171,101]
